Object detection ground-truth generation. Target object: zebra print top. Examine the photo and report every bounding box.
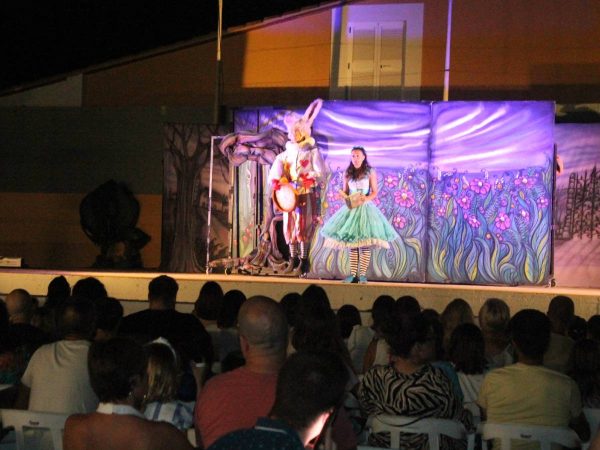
[359,363,472,450]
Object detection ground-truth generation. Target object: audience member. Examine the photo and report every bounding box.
[119,275,213,378]
[361,295,395,372]
[478,309,589,443]
[17,297,99,413]
[215,289,246,363]
[0,300,18,385]
[4,288,49,370]
[570,338,600,408]
[360,312,471,449]
[95,297,124,342]
[144,338,194,431]
[395,295,421,317]
[301,284,332,311]
[478,298,513,369]
[588,315,600,343]
[448,323,486,418]
[194,295,288,448]
[569,315,588,342]
[280,292,301,328]
[544,295,575,373]
[72,277,108,303]
[45,275,71,310]
[421,308,444,360]
[441,298,474,356]
[337,304,362,341]
[208,351,349,450]
[64,337,193,450]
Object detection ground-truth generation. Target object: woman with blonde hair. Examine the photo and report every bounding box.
[144,338,194,431]
[478,298,513,369]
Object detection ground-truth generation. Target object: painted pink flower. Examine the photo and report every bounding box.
[393,215,407,229]
[394,189,415,207]
[436,206,446,217]
[519,209,530,222]
[515,174,536,188]
[457,194,471,209]
[495,212,511,230]
[467,215,481,228]
[373,197,381,206]
[470,178,491,195]
[384,174,398,188]
[537,196,549,208]
[326,190,337,201]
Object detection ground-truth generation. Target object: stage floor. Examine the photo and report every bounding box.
[1,269,599,318]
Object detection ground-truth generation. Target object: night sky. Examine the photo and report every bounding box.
[0,0,323,91]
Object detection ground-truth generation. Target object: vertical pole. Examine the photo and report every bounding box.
[443,0,453,101]
[213,0,223,124]
[206,137,217,273]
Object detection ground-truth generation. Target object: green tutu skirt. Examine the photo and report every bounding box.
[320,202,400,249]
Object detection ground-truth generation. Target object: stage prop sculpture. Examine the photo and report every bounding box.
[212,100,555,287]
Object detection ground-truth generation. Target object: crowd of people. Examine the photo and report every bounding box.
[1,276,600,450]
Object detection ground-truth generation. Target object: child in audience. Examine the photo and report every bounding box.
[570,338,600,408]
[448,323,487,419]
[478,298,513,369]
[144,338,194,431]
[441,298,474,356]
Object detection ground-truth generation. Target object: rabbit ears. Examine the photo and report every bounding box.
[283,98,324,132]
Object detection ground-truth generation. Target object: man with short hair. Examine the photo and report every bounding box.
[478,309,589,445]
[208,351,349,450]
[119,275,212,368]
[17,297,99,413]
[5,288,49,357]
[195,295,288,448]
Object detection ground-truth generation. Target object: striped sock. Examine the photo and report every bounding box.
[299,241,308,260]
[359,247,371,276]
[289,243,298,259]
[349,248,359,276]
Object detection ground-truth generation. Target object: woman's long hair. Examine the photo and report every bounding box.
[345,146,371,181]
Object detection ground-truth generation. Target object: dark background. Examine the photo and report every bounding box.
[0,0,322,91]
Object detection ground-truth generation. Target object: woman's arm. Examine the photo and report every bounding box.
[365,169,378,202]
[343,174,350,195]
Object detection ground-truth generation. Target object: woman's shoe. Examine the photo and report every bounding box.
[358,275,368,284]
[343,275,357,283]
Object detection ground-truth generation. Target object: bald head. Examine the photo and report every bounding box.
[5,289,34,323]
[238,296,288,355]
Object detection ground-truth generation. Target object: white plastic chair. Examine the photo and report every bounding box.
[370,414,474,450]
[0,409,68,450]
[480,422,581,450]
[583,408,600,450]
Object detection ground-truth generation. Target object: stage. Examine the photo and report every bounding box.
[1,269,599,319]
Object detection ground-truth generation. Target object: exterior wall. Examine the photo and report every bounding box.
[0,107,211,269]
[0,75,83,107]
[81,0,600,107]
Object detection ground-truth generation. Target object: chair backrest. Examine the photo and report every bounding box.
[583,408,600,450]
[371,414,471,450]
[480,422,581,450]
[0,409,68,450]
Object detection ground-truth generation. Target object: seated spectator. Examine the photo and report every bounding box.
[119,275,213,401]
[209,351,349,450]
[589,315,600,343]
[215,289,246,364]
[144,338,194,431]
[5,288,49,365]
[194,295,288,448]
[544,295,575,373]
[72,277,108,303]
[17,297,99,414]
[361,295,395,373]
[478,298,513,369]
[94,297,124,342]
[193,281,224,350]
[64,337,193,450]
[448,323,486,418]
[441,298,474,356]
[570,338,600,408]
[569,315,588,342]
[44,275,71,310]
[337,304,362,342]
[478,309,589,443]
[280,292,301,328]
[0,300,18,385]
[360,312,471,449]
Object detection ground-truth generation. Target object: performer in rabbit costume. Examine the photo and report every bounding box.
[268,98,328,276]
